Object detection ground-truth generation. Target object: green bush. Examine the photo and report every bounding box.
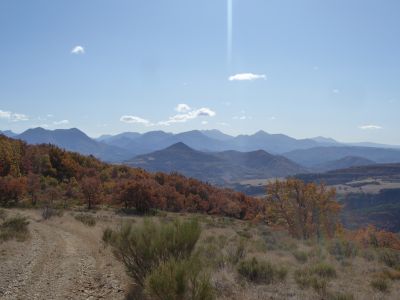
[105,219,201,287]
[0,215,29,242]
[292,250,308,263]
[370,277,389,292]
[310,262,337,279]
[379,248,400,269]
[328,239,358,261]
[75,213,96,226]
[294,262,336,294]
[237,257,287,284]
[146,258,214,300]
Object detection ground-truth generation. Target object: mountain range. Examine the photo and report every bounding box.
[2,127,400,177]
[15,128,130,162]
[126,142,307,185]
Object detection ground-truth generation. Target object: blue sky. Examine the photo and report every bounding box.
[1,0,399,144]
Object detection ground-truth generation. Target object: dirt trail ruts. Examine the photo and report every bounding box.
[0,210,129,300]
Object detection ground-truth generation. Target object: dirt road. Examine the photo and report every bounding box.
[0,210,129,300]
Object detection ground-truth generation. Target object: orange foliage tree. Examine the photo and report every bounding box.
[266,179,341,239]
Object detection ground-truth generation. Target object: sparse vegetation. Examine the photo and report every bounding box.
[74,213,96,226]
[0,215,29,242]
[294,262,336,295]
[378,248,400,269]
[328,238,358,261]
[370,276,390,292]
[237,257,287,284]
[292,250,308,263]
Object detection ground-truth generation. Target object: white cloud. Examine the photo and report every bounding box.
[120,105,216,127]
[332,89,340,94]
[120,115,152,126]
[229,73,266,81]
[53,120,69,125]
[159,107,216,126]
[71,46,85,55]
[0,110,12,119]
[201,121,208,125]
[359,125,382,130]
[217,122,230,127]
[11,113,29,121]
[0,110,28,122]
[175,104,191,113]
[233,116,246,120]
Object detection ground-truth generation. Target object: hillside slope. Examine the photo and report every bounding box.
[126,143,307,185]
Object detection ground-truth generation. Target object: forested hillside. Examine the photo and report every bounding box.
[0,134,264,220]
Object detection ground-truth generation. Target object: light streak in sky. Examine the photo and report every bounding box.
[227,0,233,64]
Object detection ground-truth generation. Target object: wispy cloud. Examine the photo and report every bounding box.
[120,116,151,126]
[0,110,12,119]
[53,120,69,125]
[12,113,29,121]
[158,107,216,126]
[120,105,216,127]
[359,124,382,130]
[229,73,266,81]
[332,89,340,94]
[0,109,28,122]
[71,46,85,55]
[175,104,191,113]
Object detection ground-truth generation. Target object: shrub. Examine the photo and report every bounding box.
[310,262,337,279]
[328,239,358,261]
[327,291,355,300]
[0,215,29,242]
[0,209,7,221]
[226,239,246,265]
[382,269,400,280]
[293,270,327,294]
[237,257,287,284]
[145,258,214,300]
[378,248,400,269]
[370,277,389,292]
[104,219,201,287]
[294,262,336,295]
[292,250,308,263]
[75,213,96,226]
[41,206,63,220]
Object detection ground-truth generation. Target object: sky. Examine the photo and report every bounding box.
[1,0,400,144]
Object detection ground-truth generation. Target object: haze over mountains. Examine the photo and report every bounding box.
[3,127,400,185]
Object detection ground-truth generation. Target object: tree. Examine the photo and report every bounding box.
[118,181,153,214]
[80,176,102,209]
[27,173,41,206]
[0,176,26,206]
[266,179,341,239]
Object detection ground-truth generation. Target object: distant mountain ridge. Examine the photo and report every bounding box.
[126,142,307,185]
[5,127,400,171]
[16,127,130,162]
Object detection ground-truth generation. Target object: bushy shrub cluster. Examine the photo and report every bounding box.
[328,238,358,261]
[237,257,287,284]
[104,219,214,299]
[75,213,96,226]
[0,215,29,242]
[294,262,336,295]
